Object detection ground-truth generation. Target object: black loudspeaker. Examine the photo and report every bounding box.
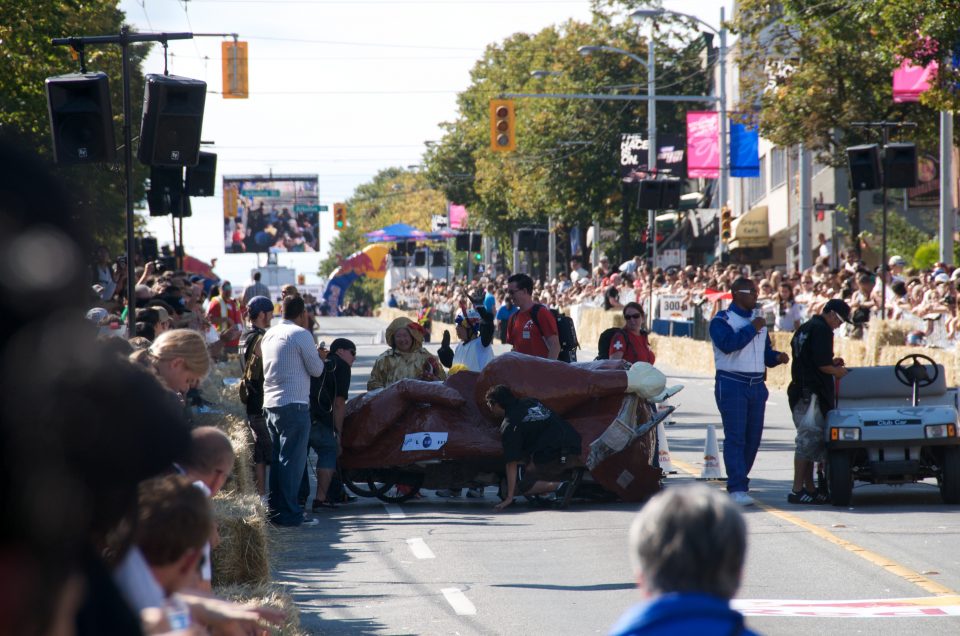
[847,144,881,190]
[45,72,116,164]
[455,234,470,251]
[431,251,447,267]
[141,236,159,261]
[185,151,217,196]
[883,143,918,189]
[470,233,482,251]
[535,230,549,252]
[516,229,536,251]
[413,250,426,267]
[138,74,207,167]
[638,180,664,209]
[661,180,682,210]
[148,166,185,216]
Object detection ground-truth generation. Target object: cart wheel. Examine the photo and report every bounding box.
[940,447,960,504]
[375,474,424,504]
[828,450,853,507]
[343,479,389,498]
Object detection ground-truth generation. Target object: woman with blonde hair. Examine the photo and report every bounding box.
[131,328,211,394]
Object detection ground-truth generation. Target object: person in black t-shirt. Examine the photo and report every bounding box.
[302,338,356,510]
[241,296,274,499]
[786,299,851,504]
[485,385,582,511]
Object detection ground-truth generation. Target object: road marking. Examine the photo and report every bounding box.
[382,503,405,519]
[671,458,959,597]
[406,537,435,559]
[441,587,477,615]
[733,595,960,617]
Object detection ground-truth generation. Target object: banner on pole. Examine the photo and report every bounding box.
[686,111,719,178]
[892,59,936,103]
[730,122,760,178]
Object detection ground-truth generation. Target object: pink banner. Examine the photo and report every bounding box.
[448,203,468,229]
[687,111,719,179]
[893,59,937,103]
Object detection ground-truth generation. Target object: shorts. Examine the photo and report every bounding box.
[791,396,825,462]
[308,420,338,470]
[517,458,570,493]
[247,414,273,465]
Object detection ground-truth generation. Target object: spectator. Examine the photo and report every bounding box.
[241,271,270,312]
[261,295,327,527]
[206,280,242,354]
[603,286,623,311]
[417,296,433,343]
[609,302,655,364]
[130,329,212,396]
[608,484,757,636]
[241,296,275,500]
[505,273,560,360]
[570,257,589,283]
[774,282,805,332]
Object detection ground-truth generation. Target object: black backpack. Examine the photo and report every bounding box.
[595,327,627,360]
[523,304,579,363]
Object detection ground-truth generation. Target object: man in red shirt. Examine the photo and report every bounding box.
[207,280,242,354]
[505,273,560,359]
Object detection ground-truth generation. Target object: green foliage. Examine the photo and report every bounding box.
[865,209,932,267]
[733,1,960,163]
[913,240,939,270]
[0,1,152,254]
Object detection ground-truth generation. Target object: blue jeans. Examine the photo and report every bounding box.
[265,403,311,526]
[714,375,768,493]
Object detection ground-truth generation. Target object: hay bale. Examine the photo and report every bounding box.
[212,492,271,587]
[212,582,305,635]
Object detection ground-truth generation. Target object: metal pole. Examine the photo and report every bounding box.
[798,144,812,270]
[718,7,728,212]
[940,110,954,265]
[547,216,556,281]
[880,129,889,318]
[647,20,657,330]
[121,26,136,337]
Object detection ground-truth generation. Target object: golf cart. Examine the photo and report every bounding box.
[825,354,960,506]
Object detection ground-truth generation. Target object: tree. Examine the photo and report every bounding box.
[0,1,152,255]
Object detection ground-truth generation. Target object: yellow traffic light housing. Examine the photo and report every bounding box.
[221,41,249,99]
[489,99,516,152]
[720,206,732,242]
[333,203,347,230]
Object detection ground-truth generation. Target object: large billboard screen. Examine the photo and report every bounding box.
[223,175,320,253]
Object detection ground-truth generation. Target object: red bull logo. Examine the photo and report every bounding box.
[337,244,387,280]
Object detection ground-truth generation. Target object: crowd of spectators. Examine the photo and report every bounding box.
[388,250,960,348]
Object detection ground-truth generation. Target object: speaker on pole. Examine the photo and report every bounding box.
[185,151,217,196]
[661,179,682,210]
[141,236,159,261]
[138,74,207,167]
[45,72,116,164]
[535,230,549,252]
[455,233,470,251]
[847,144,881,190]
[470,233,482,251]
[638,180,664,210]
[148,166,184,217]
[516,229,536,251]
[883,142,917,189]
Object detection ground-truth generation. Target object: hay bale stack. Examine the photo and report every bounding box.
[212,583,305,635]
[212,493,271,587]
[865,320,911,363]
[650,334,715,375]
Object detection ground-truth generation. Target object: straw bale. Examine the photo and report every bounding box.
[212,492,271,587]
[212,582,305,635]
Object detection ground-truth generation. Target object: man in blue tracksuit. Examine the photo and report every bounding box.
[709,277,788,506]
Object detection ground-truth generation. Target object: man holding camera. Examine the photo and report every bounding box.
[207,280,241,355]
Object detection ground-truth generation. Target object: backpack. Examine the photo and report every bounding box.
[238,332,264,405]
[520,304,579,363]
[595,327,627,360]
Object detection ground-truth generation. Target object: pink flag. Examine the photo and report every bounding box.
[893,59,937,103]
[448,203,468,229]
[687,111,720,179]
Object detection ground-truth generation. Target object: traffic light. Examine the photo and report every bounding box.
[473,252,483,263]
[333,202,347,230]
[720,206,732,242]
[221,40,249,99]
[489,99,516,151]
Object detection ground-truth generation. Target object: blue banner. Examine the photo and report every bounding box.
[730,122,760,178]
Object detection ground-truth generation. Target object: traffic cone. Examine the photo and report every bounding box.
[699,424,724,480]
[656,421,677,474]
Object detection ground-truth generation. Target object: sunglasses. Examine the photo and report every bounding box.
[624,313,643,320]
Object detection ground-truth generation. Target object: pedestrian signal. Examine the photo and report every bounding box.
[720,206,732,242]
[333,202,347,230]
[489,99,516,152]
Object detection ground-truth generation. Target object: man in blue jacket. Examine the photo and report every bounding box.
[710,277,788,506]
[609,485,758,636]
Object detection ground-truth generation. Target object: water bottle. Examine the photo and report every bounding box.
[164,596,191,630]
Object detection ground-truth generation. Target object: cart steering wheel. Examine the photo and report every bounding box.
[894,353,939,388]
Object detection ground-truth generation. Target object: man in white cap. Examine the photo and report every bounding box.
[888,255,906,283]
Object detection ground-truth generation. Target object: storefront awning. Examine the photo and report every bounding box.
[729,205,769,249]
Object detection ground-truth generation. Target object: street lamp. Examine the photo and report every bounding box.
[631,6,729,224]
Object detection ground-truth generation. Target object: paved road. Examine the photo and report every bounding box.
[270,316,960,635]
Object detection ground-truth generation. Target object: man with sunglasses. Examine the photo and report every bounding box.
[709,278,789,506]
[505,273,560,360]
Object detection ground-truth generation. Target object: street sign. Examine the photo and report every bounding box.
[240,189,280,197]
[294,204,321,213]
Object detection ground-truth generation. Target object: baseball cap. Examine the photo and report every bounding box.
[935,272,950,284]
[329,338,357,356]
[823,299,852,323]
[888,255,906,266]
[247,296,273,319]
[86,307,109,324]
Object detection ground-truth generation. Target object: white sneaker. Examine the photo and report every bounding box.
[466,487,485,499]
[730,491,754,506]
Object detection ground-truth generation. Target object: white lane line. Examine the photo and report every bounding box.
[441,588,477,615]
[406,537,435,559]
[382,503,405,519]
